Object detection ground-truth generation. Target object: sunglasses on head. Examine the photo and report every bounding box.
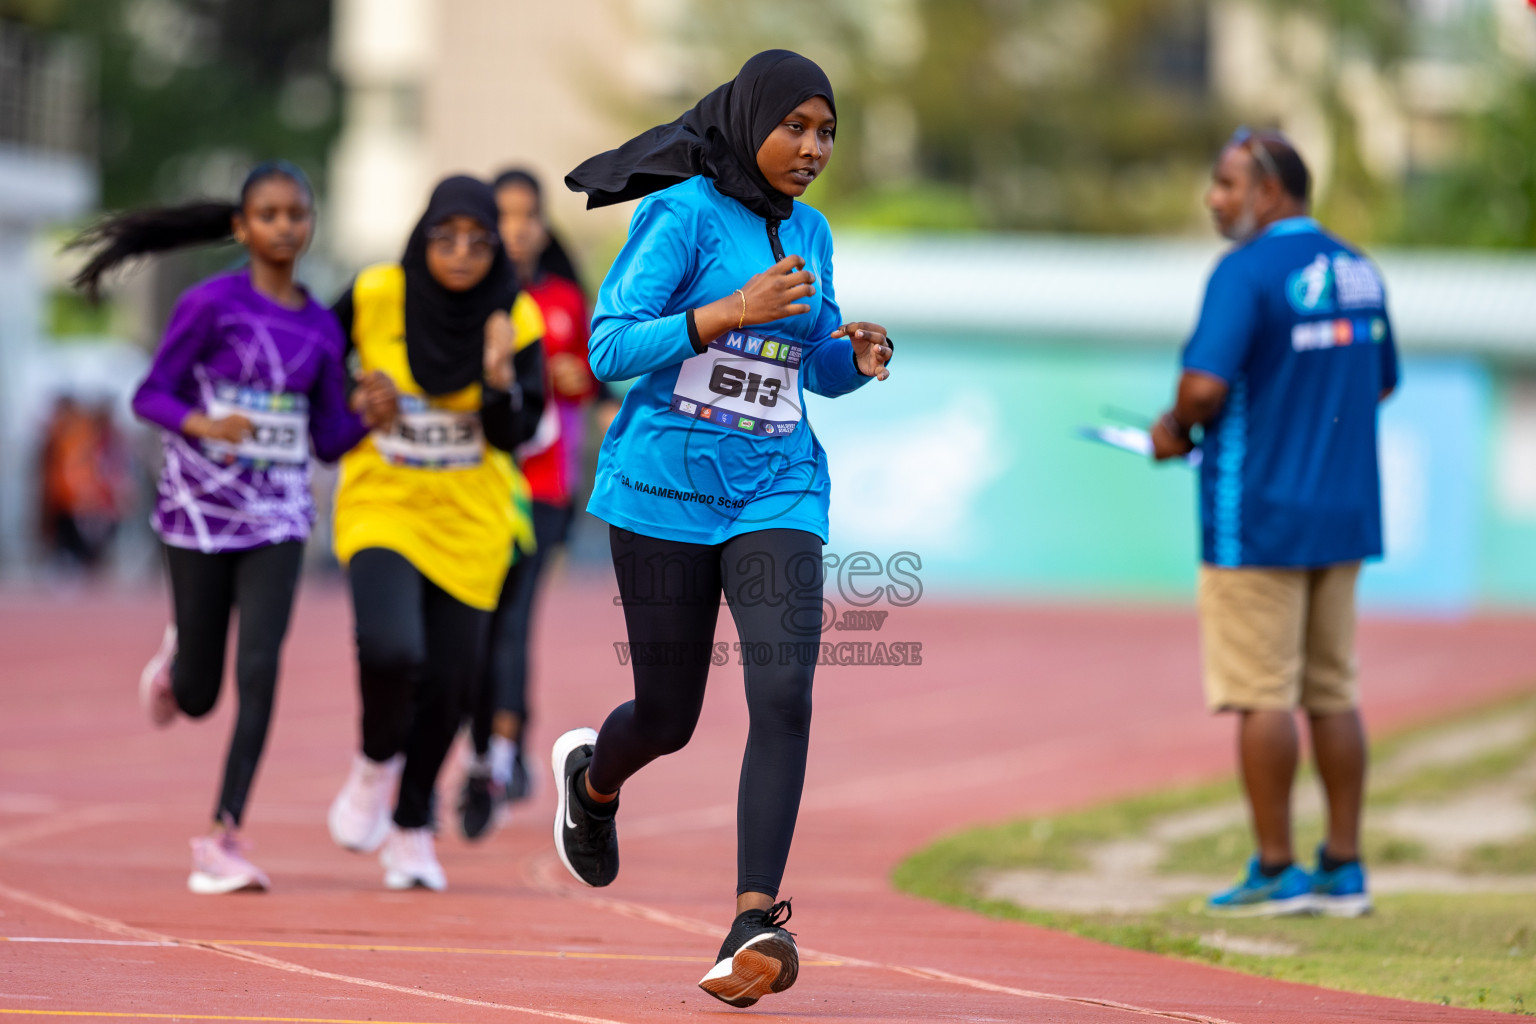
[1229,125,1285,181]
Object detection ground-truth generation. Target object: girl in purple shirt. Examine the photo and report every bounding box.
[71,161,396,894]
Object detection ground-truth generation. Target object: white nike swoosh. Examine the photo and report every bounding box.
[564,778,580,830]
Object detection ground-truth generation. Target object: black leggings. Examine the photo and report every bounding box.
[349,548,490,829]
[589,526,824,898]
[469,501,572,752]
[163,540,304,827]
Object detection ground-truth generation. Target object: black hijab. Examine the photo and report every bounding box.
[401,175,519,395]
[565,50,836,222]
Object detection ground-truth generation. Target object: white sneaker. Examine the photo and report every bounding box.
[139,625,179,728]
[380,827,446,891]
[328,753,402,853]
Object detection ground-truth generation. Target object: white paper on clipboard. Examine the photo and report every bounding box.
[1077,425,1202,466]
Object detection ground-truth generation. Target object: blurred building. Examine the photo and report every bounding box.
[329,0,1536,258]
[328,0,659,269]
[0,19,99,575]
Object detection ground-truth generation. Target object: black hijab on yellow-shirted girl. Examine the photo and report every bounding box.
[565,49,836,224]
[400,175,521,396]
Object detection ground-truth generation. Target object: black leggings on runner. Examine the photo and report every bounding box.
[350,547,490,829]
[163,540,305,827]
[469,500,571,753]
[588,525,824,898]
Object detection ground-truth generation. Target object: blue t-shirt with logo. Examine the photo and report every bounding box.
[1182,217,1399,569]
[585,176,870,546]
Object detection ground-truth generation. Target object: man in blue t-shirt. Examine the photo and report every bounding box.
[1152,129,1397,918]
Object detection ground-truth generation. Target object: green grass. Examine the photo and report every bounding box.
[1159,821,1432,875]
[1372,743,1536,806]
[893,692,1536,1015]
[893,778,1241,879]
[1465,837,1536,876]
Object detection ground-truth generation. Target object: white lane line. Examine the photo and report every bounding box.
[0,1011,502,1023]
[521,852,1242,1024]
[0,806,142,852]
[0,882,632,1024]
[1,937,173,947]
[887,964,1242,1024]
[0,934,838,966]
[0,794,61,815]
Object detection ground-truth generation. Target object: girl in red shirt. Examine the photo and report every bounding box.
[458,169,617,836]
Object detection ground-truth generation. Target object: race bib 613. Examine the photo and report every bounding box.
[670,330,802,439]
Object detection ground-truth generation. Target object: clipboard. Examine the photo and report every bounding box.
[1077,424,1202,467]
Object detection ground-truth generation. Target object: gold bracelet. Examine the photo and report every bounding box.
[736,289,747,330]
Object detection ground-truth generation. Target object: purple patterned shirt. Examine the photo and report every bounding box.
[132,271,367,553]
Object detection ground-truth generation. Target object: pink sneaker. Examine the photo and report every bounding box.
[188,830,270,894]
[380,826,447,891]
[328,753,403,853]
[139,625,179,728]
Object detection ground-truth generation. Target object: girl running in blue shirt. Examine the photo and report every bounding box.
[552,50,892,1008]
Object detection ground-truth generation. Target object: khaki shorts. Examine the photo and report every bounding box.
[1197,562,1361,714]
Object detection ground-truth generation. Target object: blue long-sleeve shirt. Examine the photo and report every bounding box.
[586,175,869,545]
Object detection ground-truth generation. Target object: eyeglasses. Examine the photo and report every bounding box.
[426,227,498,256]
[1230,125,1283,182]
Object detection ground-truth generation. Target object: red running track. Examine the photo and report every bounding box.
[1,577,1531,1024]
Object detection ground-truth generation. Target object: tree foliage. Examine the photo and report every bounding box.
[13,0,340,209]
[665,0,1534,247]
[667,0,1230,234]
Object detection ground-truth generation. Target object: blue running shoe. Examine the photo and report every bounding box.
[1205,857,1316,917]
[1311,845,1372,917]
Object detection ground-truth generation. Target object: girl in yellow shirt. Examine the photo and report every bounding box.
[326,176,544,890]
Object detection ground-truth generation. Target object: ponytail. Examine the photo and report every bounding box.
[69,202,239,301]
[68,158,315,301]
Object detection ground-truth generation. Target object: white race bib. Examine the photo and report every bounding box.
[670,330,802,439]
[203,385,309,465]
[373,394,485,468]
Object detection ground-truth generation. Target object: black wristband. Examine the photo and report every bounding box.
[685,308,704,353]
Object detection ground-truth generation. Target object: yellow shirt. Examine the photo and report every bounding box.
[333,264,543,610]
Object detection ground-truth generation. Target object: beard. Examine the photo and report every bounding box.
[1222,192,1260,242]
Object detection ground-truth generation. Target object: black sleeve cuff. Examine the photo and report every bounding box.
[686,308,704,353]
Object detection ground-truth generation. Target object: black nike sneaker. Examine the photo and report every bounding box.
[551,727,618,887]
[458,768,496,841]
[506,747,533,803]
[698,900,798,1008]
